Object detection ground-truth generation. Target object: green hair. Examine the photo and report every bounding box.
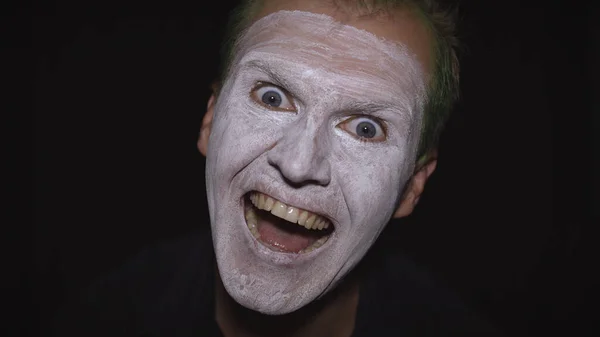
[217,0,460,163]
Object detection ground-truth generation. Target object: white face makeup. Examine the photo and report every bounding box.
[205,10,427,314]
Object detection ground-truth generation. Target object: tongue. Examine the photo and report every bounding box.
[256,212,320,253]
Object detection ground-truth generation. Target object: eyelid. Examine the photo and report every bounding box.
[251,82,296,112]
[337,115,387,142]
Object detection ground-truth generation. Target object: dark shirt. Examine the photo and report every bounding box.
[50,229,504,337]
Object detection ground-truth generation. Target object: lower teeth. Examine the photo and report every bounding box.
[299,236,328,253]
[245,209,260,237]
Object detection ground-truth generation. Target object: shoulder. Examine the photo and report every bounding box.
[50,229,215,337]
[355,239,506,337]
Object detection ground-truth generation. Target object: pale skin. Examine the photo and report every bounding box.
[198,1,438,336]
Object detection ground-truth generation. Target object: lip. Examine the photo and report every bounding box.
[239,192,337,266]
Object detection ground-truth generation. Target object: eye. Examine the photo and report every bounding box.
[338,116,386,142]
[251,83,296,111]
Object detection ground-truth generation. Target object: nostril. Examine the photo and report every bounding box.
[267,136,330,186]
[268,156,329,187]
[282,175,326,189]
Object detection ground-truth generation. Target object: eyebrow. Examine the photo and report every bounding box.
[241,59,294,90]
[344,101,399,114]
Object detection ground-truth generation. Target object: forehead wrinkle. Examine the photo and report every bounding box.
[236,11,425,73]
[271,12,418,66]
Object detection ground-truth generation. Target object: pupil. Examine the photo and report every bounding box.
[356,121,376,138]
[261,91,282,107]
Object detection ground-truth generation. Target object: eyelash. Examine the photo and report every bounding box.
[250,82,296,111]
[340,115,388,143]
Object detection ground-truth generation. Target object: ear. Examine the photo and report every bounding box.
[393,154,438,218]
[197,92,217,157]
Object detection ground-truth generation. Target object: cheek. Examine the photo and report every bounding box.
[332,139,407,229]
[208,92,291,179]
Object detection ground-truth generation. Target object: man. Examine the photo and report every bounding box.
[53,0,503,336]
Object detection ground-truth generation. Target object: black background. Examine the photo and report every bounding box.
[33,1,597,336]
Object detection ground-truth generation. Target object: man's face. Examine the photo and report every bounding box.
[202,4,431,314]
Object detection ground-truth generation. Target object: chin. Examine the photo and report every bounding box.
[209,178,364,315]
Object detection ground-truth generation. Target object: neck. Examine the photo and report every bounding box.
[215,269,360,337]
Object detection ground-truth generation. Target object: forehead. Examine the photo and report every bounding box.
[252,0,433,76]
[232,10,427,111]
[239,10,411,66]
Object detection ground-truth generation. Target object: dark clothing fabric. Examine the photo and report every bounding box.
[50,229,504,337]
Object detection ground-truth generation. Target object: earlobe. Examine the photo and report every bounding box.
[198,93,216,157]
[392,157,437,218]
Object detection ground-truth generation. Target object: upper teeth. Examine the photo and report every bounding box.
[249,192,331,230]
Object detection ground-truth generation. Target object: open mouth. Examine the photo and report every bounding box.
[244,191,334,254]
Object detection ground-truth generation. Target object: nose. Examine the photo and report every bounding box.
[267,121,331,187]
